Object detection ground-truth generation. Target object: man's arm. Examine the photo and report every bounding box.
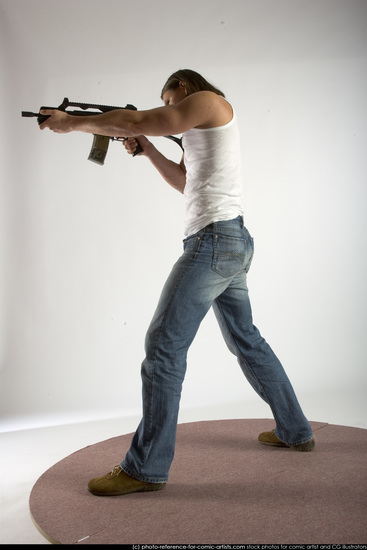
[39,91,231,137]
[124,136,186,194]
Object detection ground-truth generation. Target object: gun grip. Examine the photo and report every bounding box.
[132,142,144,157]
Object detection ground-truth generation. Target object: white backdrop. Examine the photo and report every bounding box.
[1,0,366,431]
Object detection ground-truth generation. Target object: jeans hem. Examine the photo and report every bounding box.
[120,461,169,484]
[275,429,314,447]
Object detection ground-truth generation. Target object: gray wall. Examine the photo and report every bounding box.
[1,0,366,430]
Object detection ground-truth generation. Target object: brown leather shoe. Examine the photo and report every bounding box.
[258,429,315,452]
[88,465,166,496]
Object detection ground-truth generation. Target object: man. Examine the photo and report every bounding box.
[40,69,315,497]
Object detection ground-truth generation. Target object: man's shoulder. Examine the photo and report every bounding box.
[160,91,232,134]
[183,92,232,128]
[185,90,226,104]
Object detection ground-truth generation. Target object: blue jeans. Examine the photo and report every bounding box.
[121,216,313,483]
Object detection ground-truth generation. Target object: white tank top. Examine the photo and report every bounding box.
[182,110,244,236]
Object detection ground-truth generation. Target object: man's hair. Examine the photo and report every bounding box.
[161,69,225,99]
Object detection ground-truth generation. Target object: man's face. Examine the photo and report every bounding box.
[162,83,187,106]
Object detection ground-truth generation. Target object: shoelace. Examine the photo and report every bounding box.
[108,465,122,478]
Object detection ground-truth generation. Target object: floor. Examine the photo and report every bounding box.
[1,392,366,545]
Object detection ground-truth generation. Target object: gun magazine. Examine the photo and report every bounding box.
[88,135,110,165]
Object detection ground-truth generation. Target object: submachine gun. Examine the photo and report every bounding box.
[22,97,183,165]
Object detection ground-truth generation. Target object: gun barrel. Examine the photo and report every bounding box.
[21,111,39,117]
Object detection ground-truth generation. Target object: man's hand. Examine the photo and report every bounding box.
[39,109,73,133]
[122,136,149,156]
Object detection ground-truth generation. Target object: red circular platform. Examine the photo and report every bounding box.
[30,419,367,544]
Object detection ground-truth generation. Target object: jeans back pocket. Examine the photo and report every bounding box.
[212,233,254,278]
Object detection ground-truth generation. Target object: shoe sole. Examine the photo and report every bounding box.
[260,440,290,448]
[293,438,316,452]
[88,483,166,497]
[259,437,315,452]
